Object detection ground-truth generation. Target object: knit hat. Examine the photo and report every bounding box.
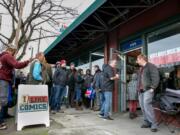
[70,62,75,66]
[60,60,66,65]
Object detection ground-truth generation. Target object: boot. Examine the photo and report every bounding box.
[93,106,100,111]
[132,113,138,118]
[78,102,83,111]
[129,112,134,119]
[75,101,79,110]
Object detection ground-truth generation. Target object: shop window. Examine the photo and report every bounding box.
[148,23,180,67]
[147,23,180,90]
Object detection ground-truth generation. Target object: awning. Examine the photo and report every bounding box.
[45,0,165,63]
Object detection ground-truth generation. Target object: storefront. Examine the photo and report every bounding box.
[119,38,144,111]
[45,0,180,114]
[147,22,180,90]
[118,22,180,112]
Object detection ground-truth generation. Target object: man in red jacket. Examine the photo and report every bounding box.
[0,45,31,130]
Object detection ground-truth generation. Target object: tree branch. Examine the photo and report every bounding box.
[30,34,58,42]
[0,0,79,60]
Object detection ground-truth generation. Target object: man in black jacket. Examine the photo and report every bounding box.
[51,60,68,114]
[67,62,76,108]
[136,54,160,132]
[93,65,102,111]
[99,59,119,120]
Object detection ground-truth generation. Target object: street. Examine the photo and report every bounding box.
[0,108,179,135]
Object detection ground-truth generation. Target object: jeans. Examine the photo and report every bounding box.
[51,85,66,111]
[94,89,102,109]
[139,90,158,129]
[75,87,82,102]
[0,80,9,124]
[100,91,112,118]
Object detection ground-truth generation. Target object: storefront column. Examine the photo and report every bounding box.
[104,30,119,112]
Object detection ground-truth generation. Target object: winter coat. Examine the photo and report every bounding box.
[127,73,138,100]
[139,62,160,91]
[102,64,115,91]
[92,70,102,89]
[53,67,68,86]
[0,52,29,82]
[28,59,43,84]
[74,73,84,89]
[67,68,76,89]
[84,74,93,88]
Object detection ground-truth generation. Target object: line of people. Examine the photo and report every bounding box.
[0,45,160,133]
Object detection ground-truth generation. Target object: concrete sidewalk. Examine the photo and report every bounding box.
[0,108,179,135]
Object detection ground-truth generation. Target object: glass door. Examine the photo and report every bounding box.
[119,54,127,112]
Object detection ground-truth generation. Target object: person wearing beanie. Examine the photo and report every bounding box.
[51,60,68,114]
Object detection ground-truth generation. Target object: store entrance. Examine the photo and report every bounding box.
[119,48,142,112]
[125,49,141,110]
[126,49,141,84]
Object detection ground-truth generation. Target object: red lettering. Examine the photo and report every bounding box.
[28,96,48,103]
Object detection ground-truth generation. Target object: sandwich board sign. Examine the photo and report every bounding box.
[16,85,49,131]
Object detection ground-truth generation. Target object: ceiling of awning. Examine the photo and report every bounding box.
[45,0,165,64]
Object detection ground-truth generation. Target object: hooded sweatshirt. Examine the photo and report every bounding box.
[0,52,29,82]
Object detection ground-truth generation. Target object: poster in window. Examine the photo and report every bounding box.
[176,47,180,62]
[166,48,176,64]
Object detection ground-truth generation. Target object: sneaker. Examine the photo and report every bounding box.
[57,110,64,113]
[98,114,104,118]
[51,110,56,114]
[151,128,158,132]
[0,124,7,130]
[103,116,114,120]
[4,114,14,119]
[93,107,100,111]
[141,124,151,128]
[1,123,6,126]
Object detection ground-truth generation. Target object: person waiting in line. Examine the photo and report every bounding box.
[2,70,16,121]
[99,59,119,120]
[51,60,68,114]
[92,65,102,111]
[83,69,94,109]
[0,44,31,130]
[16,71,26,84]
[28,52,45,84]
[67,62,77,108]
[136,54,160,132]
[127,73,138,119]
[42,57,53,103]
[74,69,84,110]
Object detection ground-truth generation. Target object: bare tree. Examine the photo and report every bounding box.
[0,0,78,59]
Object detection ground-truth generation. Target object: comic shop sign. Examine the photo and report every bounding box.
[19,96,48,113]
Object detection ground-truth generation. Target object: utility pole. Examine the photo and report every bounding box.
[37,27,42,53]
[0,14,2,31]
[15,0,25,48]
[29,46,34,59]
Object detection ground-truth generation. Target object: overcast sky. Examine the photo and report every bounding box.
[0,0,95,60]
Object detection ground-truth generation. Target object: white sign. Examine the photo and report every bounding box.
[16,85,50,131]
